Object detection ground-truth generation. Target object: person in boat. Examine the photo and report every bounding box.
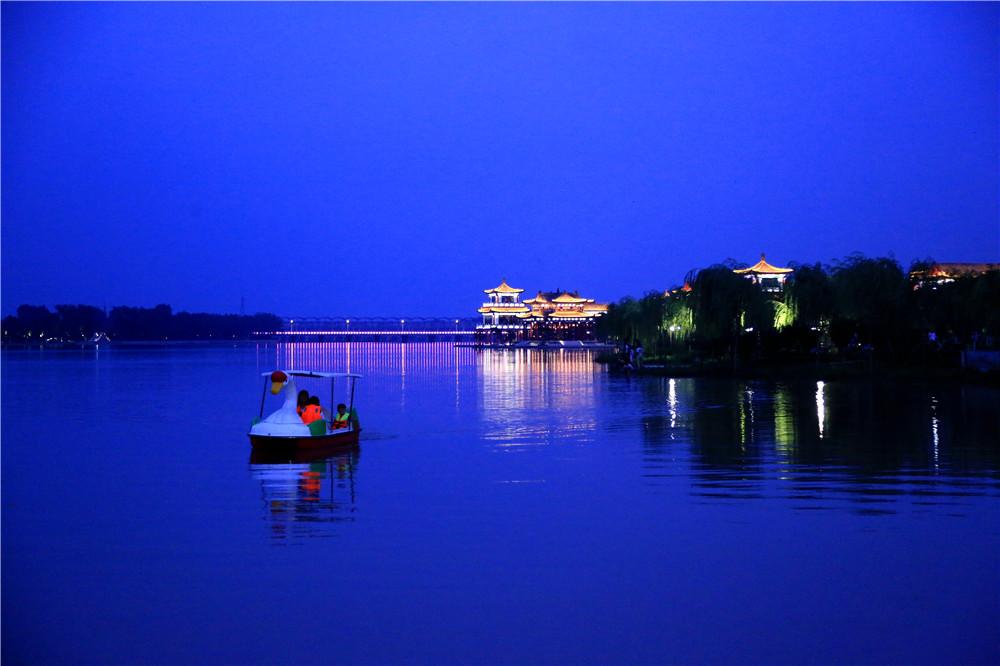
[332,403,351,429]
[301,396,324,425]
[296,390,310,418]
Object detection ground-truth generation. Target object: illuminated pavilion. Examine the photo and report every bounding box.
[734,254,794,294]
[477,280,529,334]
[476,282,608,341]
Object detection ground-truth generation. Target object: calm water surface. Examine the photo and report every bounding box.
[3,343,999,665]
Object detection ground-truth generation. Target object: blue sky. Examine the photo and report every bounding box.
[2,2,997,317]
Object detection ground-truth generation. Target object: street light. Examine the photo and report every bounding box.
[454,319,459,332]
[400,319,405,333]
[346,319,350,334]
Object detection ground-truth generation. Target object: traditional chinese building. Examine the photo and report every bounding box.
[734,254,793,295]
[909,263,1000,289]
[477,279,529,332]
[476,282,607,341]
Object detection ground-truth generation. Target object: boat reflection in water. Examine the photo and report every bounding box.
[249,446,359,541]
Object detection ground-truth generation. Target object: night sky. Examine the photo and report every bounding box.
[3,2,997,317]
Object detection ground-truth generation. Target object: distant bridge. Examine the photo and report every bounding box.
[255,330,476,342]
[252,315,481,341]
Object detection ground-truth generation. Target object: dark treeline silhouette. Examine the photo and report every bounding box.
[596,254,1000,366]
[2,304,283,342]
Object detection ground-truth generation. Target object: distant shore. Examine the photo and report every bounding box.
[597,355,1000,387]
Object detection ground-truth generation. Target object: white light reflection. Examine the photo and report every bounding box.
[667,378,677,435]
[815,381,825,439]
[931,395,939,471]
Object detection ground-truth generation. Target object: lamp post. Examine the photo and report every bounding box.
[454,319,459,332]
[400,319,405,333]
[346,319,350,335]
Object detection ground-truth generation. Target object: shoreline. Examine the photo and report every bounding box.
[602,358,1000,387]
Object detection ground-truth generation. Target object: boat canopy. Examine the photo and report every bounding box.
[261,370,363,379]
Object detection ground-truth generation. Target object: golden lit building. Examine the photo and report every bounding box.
[476,282,608,341]
[477,280,529,332]
[734,254,793,294]
[518,290,608,340]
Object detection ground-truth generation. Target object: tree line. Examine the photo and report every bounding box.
[596,255,1000,365]
[2,304,283,342]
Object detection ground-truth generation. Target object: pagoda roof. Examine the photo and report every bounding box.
[523,291,551,304]
[582,302,608,312]
[480,305,529,314]
[551,292,590,304]
[484,279,524,294]
[733,254,793,275]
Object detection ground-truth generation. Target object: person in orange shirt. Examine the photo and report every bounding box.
[301,396,324,425]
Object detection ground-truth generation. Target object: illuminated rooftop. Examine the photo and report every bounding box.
[484,279,524,294]
[551,292,590,304]
[733,254,793,275]
[523,291,551,305]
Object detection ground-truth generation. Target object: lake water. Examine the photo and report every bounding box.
[3,342,999,665]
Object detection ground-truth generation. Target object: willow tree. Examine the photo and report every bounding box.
[785,262,834,330]
[830,255,909,356]
[598,292,669,352]
[688,265,768,359]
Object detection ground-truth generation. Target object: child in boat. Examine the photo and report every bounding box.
[332,403,350,429]
[301,396,324,425]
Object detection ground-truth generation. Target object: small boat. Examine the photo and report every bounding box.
[249,370,362,452]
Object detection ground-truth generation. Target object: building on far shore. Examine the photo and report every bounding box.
[733,254,793,295]
[909,263,1000,289]
[477,280,529,337]
[476,281,607,342]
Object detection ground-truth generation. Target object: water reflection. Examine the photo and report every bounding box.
[478,349,602,450]
[641,379,1000,514]
[816,380,826,439]
[250,449,359,541]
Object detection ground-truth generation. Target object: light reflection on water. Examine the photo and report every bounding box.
[250,343,1000,532]
[637,375,1000,515]
[4,342,999,664]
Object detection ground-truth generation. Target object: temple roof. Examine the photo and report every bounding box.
[582,302,608,311]
[523,291,551,305]
[484,279,524,294]
[480,305,529,314]
[733,254,793,275]
[551,292,590,304]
